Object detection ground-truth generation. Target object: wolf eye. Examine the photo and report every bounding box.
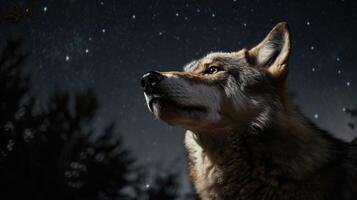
[206,66,220,74]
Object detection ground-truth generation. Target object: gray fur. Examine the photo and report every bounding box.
[143,23,357,200]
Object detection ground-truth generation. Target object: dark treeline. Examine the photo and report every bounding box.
[0,39,199,200]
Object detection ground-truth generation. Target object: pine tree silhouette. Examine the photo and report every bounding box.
[0,38,199,200]
[0,38,137,200]
[145,169,180,200]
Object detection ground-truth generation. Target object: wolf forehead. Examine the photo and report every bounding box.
[183,50,249,72]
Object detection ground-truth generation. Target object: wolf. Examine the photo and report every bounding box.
[141,22,357,200]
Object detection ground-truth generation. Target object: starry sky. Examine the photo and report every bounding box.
[1,0,357,189]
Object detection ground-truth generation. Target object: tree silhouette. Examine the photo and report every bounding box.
[0,38,199,200]
[0,39,137,200]
[145,168,180,200]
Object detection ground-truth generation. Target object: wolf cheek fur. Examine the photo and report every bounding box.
[141,22,357,200]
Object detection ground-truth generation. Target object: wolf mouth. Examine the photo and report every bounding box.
[149,97,207,113]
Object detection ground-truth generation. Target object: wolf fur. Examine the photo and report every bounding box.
[142,22,357,200]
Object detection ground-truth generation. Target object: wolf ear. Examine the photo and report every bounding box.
[248,22,291,79]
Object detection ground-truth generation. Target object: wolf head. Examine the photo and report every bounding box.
[141,22,291,132]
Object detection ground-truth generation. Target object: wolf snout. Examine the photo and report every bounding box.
[141,71,164,93]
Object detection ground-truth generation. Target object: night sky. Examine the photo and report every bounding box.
[1,0,357,190]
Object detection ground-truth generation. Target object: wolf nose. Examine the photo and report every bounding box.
[141,71,164,92]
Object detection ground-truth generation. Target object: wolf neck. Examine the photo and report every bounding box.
[185,107,336,199]
[186,103,332,193]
